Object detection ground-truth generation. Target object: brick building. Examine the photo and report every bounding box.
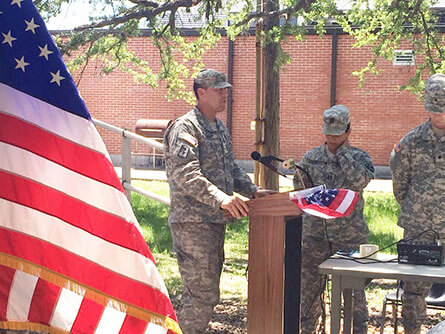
[73,30,429,172]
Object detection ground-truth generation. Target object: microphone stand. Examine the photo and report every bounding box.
[251,151,292,179]
[260,161,291,179]
[282,159,314,188]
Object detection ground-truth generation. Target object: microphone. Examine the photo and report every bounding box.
[251,151,315,187]
[251,151,287,177]
[251,151,284,164]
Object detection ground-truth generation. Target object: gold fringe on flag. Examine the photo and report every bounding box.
[0,253,182,334]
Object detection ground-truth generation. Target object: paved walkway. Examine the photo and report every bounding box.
[115,168,394,193]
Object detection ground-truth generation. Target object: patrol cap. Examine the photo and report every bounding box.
[194,69,232,89]
[322,105,350,135]
[425,73,445,113]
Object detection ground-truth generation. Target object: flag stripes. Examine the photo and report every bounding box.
[0,83,106,156]
[331,187,356,215]
[0,264,171,333]
[0,111,123,191]
[0,253,176,333]
[7,270,38,321]
[28,279,60,325]
[95,306,126,334]
[0,212,168,304]
[0,0,180,332]
[70,298,105,334]
[0,171,153,260]
[119,315,148,334]
[0,266,15,320]
[290,186,358,219]
[1,142,136,224]
[51,288,84,331]
[299,190,354,219]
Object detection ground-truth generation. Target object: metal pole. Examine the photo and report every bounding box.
[330,29,339,107]
[93,118,163,151]
[254,0,265,186]
[121,132,132,201]
[123,181,170,206]
[227,27,234,135]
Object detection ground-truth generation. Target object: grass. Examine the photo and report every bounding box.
[364,192,404,254]
[130,180,405,306]
[131,181,171,252]
[130,180,253,300]
[129,183,445,332]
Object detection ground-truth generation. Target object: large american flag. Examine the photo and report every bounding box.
[289,185,358,219]
[0,1,180,333]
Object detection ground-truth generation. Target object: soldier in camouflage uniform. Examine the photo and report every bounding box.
[294,105,374,334]
[164,69,271,334]
[390,73,445,334]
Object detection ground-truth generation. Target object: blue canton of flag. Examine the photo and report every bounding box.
[305,188,339,207]
[0,0,89,119]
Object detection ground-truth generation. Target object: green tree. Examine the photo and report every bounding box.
[338,0,445,96]
[36,0,445,100]
[36,0,445,187]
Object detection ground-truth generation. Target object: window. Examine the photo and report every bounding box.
[393,50,415,66]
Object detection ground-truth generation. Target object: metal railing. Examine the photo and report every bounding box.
[93,118,170,206]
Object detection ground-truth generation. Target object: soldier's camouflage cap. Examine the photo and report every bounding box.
[425,73,445,113]
[194,69,232,89]
[322,105,350,135]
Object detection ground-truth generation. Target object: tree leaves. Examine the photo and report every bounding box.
[36,0,445,100]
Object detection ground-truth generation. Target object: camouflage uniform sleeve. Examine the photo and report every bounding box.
[336,145,375,190]
[389,141,410,204]
[233,163,258,198]
[165,122,230,209]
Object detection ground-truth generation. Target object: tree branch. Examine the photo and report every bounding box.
[74,0,202,31]
[420,10,444,70]
[128,0,160,8]
[75,41,94,87]
[406,0,423,21]
[169,7,177,33]
[234,0,317,28]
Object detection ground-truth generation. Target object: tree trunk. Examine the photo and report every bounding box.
[263,0,280,191]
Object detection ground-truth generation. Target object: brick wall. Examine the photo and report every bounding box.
[73,33,428,166]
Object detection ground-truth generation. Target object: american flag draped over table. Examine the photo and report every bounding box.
[0,1,180,333]
[289,185,358,219]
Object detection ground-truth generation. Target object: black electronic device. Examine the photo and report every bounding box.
[397,241,443,266]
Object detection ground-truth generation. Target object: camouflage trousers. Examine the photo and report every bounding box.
[170,222,225,334]
[300,236,369,334]
[401,280,431,332]
[400,230,435,332]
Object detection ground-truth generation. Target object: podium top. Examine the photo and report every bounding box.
[247,191,303,217]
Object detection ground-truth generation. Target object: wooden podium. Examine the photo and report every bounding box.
[247,192,303,334]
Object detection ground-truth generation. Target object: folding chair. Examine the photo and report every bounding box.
[380,282,445,334]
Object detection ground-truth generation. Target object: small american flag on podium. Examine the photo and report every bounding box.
[289,185,358,219]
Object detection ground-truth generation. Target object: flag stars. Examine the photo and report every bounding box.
[50,70,65,86]
[25,18,40,34]
[11,0,24,7]
[38,44,53,60]
[15,56,30,72]
[2,31,17,47]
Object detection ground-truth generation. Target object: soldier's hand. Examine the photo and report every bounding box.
[254,189,276,198]
[221,196,249,218]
